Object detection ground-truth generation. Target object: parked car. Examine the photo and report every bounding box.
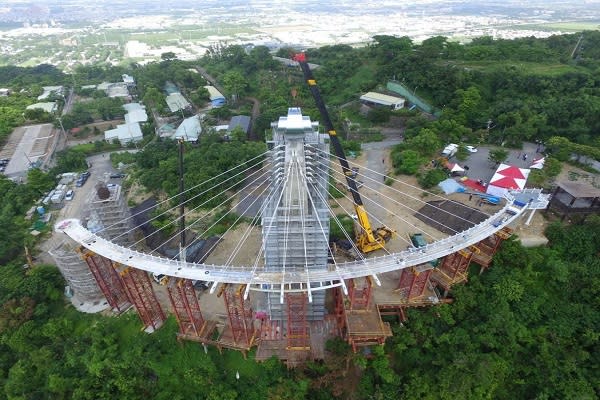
[465,145,478,153]
[65,190,74,201]
[110,173,126,178]
[75,171,90,187]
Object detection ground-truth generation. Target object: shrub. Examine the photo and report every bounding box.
[418,168,447,188]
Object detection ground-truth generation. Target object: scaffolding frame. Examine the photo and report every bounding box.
[81,251,131,313]
[50,240,103,302]
[348,277,372,310]
[286,293,310,350]
[167,278,206,337]
[336,281,392,353]
[471,227,513,271]
[396,266,433,300]
[118,265,166,332]
[220,284,256,348]
[429,248,475,294]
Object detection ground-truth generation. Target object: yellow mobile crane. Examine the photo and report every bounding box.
[293,53,393,253]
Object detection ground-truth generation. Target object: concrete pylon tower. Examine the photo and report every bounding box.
[49,238,105,305]
[85,183,132,245]
[263,108,330,321]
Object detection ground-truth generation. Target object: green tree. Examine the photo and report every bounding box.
[54,148,87,173]
[26,168,55,195]
[406,128,442,157]
[222,70,248,104]
[455,86,482,126]
[488,148,509,165]
[161,52,177,61]
[419,168,447,188]
[229,126,247,142]
[142,86,165,114]
[455,144,470,162]
[393,149,424,175]
[366,107,391,123]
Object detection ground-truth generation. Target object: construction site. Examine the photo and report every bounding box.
[51,58,550,365]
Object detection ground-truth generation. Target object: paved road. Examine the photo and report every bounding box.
[359,138,403,225]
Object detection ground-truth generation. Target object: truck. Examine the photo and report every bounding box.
[410,233,428,248]
[441,143,458,158]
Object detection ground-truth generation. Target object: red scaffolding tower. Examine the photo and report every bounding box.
[167,278,211,339]
[430,248,476,294]
[348,277,372,310]
[117,265,166,332]
[334,286,347,336]
[286,293,310,350]
[80,250,131,313]
[218,284,256,350]
[336,279,392,352]
[396,265,433,300]
[471,227,513,271]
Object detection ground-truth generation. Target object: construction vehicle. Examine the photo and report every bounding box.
[293,53,393,253]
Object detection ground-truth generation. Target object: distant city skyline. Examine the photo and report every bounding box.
[0,0,598,69]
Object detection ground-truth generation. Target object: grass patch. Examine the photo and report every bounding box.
[69,141,122,155]
[511,22,600,32]
[446,60,586,76]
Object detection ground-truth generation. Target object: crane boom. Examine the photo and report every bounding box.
[293,53,392,253]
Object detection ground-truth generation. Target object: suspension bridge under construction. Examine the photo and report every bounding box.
[52,60,550,363]
[55,103,547,365]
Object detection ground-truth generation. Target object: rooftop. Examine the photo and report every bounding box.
[557,180,600,198]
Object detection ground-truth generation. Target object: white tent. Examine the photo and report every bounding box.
[447,162,465,173]
[444,161,464,173]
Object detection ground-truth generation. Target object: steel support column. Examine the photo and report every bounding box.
[81,251,130,313]
[397,267,432,300]
[167,278,205,337]
[348,277,372,310]
[286,293,310,350]
[118,266,166,332]
[222,284,255,347]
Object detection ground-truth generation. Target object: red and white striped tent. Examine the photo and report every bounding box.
[530,157,545,169]
[445,162,465,173]
[486,163,530,197]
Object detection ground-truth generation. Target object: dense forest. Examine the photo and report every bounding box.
[1,31,600,399]
[1,218,598,399]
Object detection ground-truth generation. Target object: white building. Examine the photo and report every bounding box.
[125,109,148,124]
[360,91,405,110]
[122,74,135,87]
[165,93,191,113]
[37,86,63,100]
[173,115,201,141]
[26,102,57,113]
[105,123,143,145]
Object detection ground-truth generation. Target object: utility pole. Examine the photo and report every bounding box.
[178,138,186,262]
